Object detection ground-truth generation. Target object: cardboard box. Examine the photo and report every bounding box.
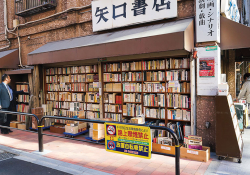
[131,117,143,124]
[93,129,104,140]
[188,135,202,141]
[93,123,104,130]
[50,125,65,134]
[10,121,20,128]
[180,146,210,162]
[65,125,78,134]
[218,83,228,96]
[17,123,26,130]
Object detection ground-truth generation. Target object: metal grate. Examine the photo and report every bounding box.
[0,150,17,161]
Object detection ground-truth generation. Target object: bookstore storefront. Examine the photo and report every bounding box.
[26,17,196,142]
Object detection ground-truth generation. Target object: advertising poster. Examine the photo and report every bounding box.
[199,58,215,77]
[105,123,151,159]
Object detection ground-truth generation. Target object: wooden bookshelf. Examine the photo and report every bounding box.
[16,82,30,124]
[101,58,191,141]
[44,65,100,122]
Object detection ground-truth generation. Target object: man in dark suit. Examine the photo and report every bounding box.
[0,74,11,134]
[7,85,24,132]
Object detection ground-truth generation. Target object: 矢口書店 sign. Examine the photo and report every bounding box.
[92,0,177,32]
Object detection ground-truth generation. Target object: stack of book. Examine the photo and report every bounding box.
[142,60,165,70]
[104,83,121,92]
[122,72,142,81]
[103,73,121,82]
[166,70,190,81]
[18,95,29,103]
[123,93,141,103]
[123,104,142,116]
[143,94,165,107]
[58,75,70,83]
[167,109,191,121]
[103,63,120,72]
[143,71,165,81]
[122,61,141,71]
[16,84,29,92]
[143,83,166,92]
[72,83,85,92]
[166,58,190,69]
[166,94,190,108]
[144,108,165,119]
[71,74,85,82]
[123,83,142,92]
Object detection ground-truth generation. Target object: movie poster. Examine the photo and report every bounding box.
[199,57,215,77]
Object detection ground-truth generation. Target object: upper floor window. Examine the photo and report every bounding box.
[15,0,57,17]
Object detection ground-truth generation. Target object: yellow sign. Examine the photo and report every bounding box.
[105,123,151,159]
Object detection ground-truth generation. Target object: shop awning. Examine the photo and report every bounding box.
[0,49,19,68]
[5,68,33,75]
[27,18,194,65]
[220,17,250,50]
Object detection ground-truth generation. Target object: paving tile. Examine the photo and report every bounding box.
[122,170,138,175]
[151,171,166,175]
[182,168,197,175]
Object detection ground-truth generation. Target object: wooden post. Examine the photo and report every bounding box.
[98,62,103,119]
[32,65,40,108]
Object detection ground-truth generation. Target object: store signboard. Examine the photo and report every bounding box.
[105,123,151,159]
[197,46,221,95]
[221,0,240,23]
[196,0,220,43]
[92,0,177,32]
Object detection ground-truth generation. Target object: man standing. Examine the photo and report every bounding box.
[0,74,11,134]
[238,73,250,103]
[7,85,24,132]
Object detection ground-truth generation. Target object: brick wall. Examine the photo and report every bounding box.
[196,96,216,151]
[0,0,195,65]
[228,50,236,98]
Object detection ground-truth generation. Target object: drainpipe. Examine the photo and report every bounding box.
[0,0,11,51]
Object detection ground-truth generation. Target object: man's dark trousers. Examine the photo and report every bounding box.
[1,108,8,133]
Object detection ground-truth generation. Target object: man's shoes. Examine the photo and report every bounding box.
[8,129,13,133]
[1,130,9,134]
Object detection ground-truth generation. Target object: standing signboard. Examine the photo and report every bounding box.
[197,46,221,95]
[196,0,220,43]
[92,0,177,32]
[105,123,152,159]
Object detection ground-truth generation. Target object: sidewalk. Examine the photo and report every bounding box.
[0,130,211,175]
[205,127,250,175]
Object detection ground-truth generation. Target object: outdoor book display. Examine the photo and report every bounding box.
[44,58,194,146]
[102,58,191,128]
[10,82,30,130]
[215,95,243,163]
[45,65,99,134]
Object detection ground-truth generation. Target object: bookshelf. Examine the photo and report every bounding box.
[44,65,100,122]
[102,58,191,131]
[16,82,30,123]
[215,95,243,162]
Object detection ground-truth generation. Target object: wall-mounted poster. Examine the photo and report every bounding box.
[199,58,215,77]
[197,46,221,96]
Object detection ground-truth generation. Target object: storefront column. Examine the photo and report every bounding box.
[196,96,216,151]
[98,62,103,118]
[228,50,236,99]
[32,65,40,108]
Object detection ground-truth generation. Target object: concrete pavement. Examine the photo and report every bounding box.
[205,127,250,175]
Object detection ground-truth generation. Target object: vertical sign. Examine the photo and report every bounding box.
[196,0,220,43]
[197,46,221,95]
[92,0,177,32]
[105,123,151,159]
